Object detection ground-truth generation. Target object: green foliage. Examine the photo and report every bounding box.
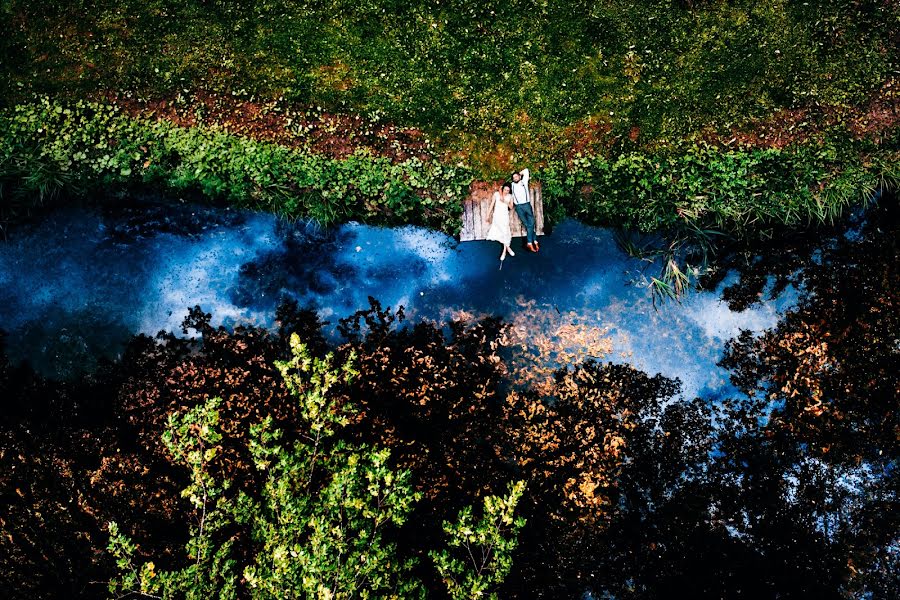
[274,334,357,441]
[108,397,241,600]
[4,97,895,244]
[107,334,523,599]
[430,481,527,600]
[539,141,893,235]
[246,338,423,598]
[0,98,473,232]
[242,432,424,599]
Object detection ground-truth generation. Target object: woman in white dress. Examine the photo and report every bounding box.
[485,183,515,267]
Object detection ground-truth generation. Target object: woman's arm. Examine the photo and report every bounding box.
[487,191,499,223]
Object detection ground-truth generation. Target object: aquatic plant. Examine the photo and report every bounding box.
[0,150,76,236]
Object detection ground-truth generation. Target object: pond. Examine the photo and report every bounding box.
[0,200,798,398]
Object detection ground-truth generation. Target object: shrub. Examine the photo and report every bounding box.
[0,98,473,233]
[538,141,897,236]
[108,333,525,599]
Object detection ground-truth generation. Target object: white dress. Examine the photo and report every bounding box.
[486,191,512,246]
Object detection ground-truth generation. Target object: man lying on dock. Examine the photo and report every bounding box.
[511,168,539,252]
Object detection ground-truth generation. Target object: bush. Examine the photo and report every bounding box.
[3,97,896,252]
[0,98,473,233]
[538,141,899,236]
[108,334,525,599]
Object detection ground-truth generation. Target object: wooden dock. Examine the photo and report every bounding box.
[459,181,544,242]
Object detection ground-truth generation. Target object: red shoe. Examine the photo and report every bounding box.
[526,243,536,252]
[534,240,540,251]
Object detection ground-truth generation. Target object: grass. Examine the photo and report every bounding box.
[0,150,77,236]
[2,1,897,173]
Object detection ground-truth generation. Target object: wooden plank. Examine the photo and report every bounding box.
[463,189,472,240]
[533,184,544,236]
[460,199,468,241]
[461,181,489,242]
[477,192,485,239]
[465,195,473,241]
[473,190,482,240]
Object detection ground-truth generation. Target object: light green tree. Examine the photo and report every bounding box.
[108,335,430,599]
[430,480,527,600]
[108,396,241,600]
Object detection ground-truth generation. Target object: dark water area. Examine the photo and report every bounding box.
[1,194,897,600]
[0,200,797,398]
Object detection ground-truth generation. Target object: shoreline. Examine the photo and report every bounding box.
[2,98,897,242]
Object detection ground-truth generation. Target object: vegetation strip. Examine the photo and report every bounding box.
[3,98,897,243]
[0,98,473,233]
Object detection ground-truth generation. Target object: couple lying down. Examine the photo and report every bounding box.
[486,167,539,267]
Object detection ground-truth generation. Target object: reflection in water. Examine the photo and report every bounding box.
[0,203,797,396]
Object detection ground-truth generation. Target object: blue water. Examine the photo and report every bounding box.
[0,202,799,397]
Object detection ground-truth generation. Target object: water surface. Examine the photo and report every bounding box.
[0,202,798,396]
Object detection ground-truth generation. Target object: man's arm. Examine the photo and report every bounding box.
[520,168,530,186]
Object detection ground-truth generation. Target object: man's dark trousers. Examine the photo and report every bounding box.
[514,202,537,245]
